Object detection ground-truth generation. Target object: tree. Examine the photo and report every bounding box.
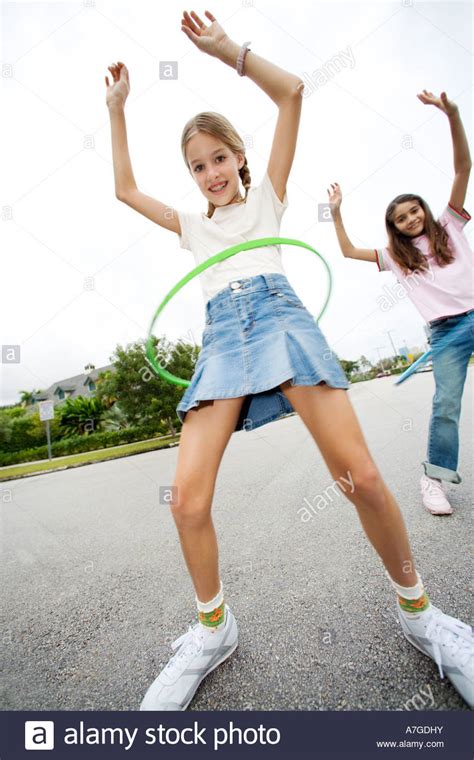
[339,359,359,379]
[358,355,373,372]
[0,414,13,448]
[0,405,62,452]
[96,335,200,436]
[19,390,40,407]
[95,369,118,409]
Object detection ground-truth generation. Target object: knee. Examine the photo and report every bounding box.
[349,461,385,502]
[432,394,461,419]
[169,480,212,528]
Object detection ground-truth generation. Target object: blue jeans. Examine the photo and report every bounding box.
[423,310,474,483]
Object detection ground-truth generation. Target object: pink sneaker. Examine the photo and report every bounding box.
[420,475,453,515]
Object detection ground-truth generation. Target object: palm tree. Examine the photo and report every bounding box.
[101,402,131,431]
[58,397,106,436]
[19,390,39,407]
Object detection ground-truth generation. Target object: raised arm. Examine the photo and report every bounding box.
[105,62,181,235]
[417,90,472,213]
[181,10,303,203]
[327,183,376,263]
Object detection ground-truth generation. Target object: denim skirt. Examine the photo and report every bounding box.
[176,272,349,432]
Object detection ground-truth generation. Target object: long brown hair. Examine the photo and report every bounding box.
[181,112,251,219]
[385,193,454,273]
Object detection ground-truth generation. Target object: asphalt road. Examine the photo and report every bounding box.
[1,368,472,711]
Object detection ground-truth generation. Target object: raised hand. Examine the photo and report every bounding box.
[105,62,130,108]
[180,10,229,57]
[417,89,458,116]
[327,182,342,213]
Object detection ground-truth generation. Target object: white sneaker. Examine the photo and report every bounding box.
[420,475,453,515]
[140,604,238,710]
[398,604,474,707]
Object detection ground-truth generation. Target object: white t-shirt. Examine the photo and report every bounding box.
[177,171,289,303]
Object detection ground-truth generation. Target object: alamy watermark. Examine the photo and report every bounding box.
[298,47,355,98]
[400,683,435,711]
[377,265,435,312]
[298,470,355,522]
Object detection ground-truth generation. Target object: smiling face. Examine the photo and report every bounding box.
[185,131,245,207]
[392,200,426,237]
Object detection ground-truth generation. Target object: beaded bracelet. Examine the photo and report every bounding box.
[236,40,251,76]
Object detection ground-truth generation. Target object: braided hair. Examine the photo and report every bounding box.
[181,112,251,218]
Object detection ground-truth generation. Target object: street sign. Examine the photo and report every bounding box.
[38,400,54,459]
[38,400,54,421]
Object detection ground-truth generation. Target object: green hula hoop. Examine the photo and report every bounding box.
[146,237,332,388]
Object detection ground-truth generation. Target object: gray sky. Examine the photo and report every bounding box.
[2,0,472,405]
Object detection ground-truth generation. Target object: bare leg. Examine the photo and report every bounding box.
[171,397,246,601]
[280,381,417,586]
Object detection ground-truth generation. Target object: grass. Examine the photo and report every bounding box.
[0,434,181,481]
[3,362,474,480]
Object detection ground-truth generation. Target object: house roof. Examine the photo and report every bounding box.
[32,364,115,404]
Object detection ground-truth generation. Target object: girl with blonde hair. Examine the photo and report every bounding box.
[105,12,473,711]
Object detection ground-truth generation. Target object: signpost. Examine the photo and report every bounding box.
[38,400,54,461]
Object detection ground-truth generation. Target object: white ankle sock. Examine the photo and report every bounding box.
[196,581,225,629]
[386,570,431,617]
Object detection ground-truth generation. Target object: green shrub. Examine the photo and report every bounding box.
[0,424,177,466]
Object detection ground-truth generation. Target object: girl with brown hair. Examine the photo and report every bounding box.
[328,90,472,517]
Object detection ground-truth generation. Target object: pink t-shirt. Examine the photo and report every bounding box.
[375,203,473,323]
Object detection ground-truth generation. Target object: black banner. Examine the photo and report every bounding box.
[1,710,472,759]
